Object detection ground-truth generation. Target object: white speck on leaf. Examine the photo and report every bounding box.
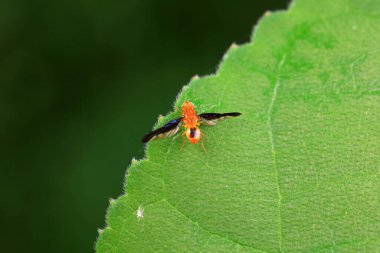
[136,205,144,221]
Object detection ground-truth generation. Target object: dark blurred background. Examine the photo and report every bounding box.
[0,1,288,252]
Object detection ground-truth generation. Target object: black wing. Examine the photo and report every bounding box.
[142,118,182,143]
[198,112,241,125]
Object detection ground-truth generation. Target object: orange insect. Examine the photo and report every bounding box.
[142,101,241,153]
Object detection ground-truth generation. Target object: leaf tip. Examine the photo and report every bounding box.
[131,157,139,165]
[264,10,272,17]
[221,42,239,63]
[229,42,238,50]
[191,74,200,81]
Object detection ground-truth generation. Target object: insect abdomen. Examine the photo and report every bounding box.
[186,127,201,144]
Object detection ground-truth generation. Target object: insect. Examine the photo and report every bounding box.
[142,101,241,153]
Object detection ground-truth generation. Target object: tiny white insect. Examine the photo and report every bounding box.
[136,205,144,221]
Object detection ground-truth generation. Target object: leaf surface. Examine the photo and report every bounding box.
[96,0,380,252]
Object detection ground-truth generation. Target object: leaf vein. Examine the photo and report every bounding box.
[163,199,270,253]
[267,54,287,253]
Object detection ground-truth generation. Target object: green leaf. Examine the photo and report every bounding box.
[96,0,380,252]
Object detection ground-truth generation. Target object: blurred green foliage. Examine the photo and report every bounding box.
[0,1,287,252]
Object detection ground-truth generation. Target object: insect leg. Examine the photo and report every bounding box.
[200,132,207,154]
